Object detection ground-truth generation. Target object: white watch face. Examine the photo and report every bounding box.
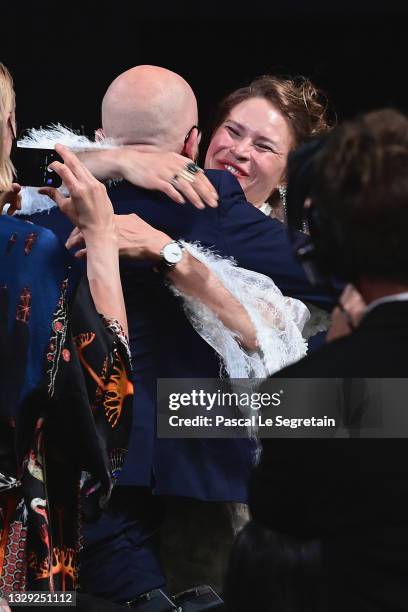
[162,242,183,264]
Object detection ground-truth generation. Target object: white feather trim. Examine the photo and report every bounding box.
[20,187,58,215]
[17,124,119,151]
[4,125,122,215]
[168,241,312,436]
[2,186,62,216]
[171,241,310,382]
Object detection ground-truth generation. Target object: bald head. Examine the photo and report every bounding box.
[102,65,198,152]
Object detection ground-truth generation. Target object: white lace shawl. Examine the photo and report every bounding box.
[171,241,310,381]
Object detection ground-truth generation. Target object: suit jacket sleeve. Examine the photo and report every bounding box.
[213,171,336,309]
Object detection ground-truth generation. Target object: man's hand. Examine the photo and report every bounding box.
[39,144,115,236]
[0,182,21,215]
[66,213,170,260]
[327,284,366,342]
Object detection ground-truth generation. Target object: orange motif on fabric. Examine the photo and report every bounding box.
[75,333,133,427]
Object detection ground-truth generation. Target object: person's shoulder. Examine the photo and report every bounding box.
[204,169,249,207]
[108,180,189,217]
[1,214,59,245]
[204,171,277,224]
[2,215,74,265]
[204,169,275,221]
[107,180,149,205]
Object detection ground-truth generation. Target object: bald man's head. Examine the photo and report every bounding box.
[101,65,198,153]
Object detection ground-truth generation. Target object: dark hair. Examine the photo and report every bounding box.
[224,521,327,612]
[313,108,408,283]
[204,75,334,206]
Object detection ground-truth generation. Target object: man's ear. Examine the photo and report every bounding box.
[182,127,200,162]
[94,128,105,142]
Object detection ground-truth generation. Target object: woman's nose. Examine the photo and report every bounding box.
[231,138,251,160]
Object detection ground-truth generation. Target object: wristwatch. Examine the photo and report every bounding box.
[154,240,185,274]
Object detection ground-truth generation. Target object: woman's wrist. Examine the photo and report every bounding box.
[82,226,118,249]
[76,149,124,181]
[143,233,171,260]
[81,218,116,237]
[110,148,137,180]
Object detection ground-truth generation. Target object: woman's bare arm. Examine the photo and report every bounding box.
[66,212,258,350]
[76,148,218,210]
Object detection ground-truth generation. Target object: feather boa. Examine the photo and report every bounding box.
[17,123,118,151]
[3,125,120,215]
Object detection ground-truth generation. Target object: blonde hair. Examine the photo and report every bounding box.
[0,63,16,190]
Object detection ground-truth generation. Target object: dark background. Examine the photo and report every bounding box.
[4,1,408,140]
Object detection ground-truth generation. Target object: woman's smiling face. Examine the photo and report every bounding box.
[205,97,293,207]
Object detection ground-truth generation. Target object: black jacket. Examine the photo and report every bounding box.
[250,301,408,611]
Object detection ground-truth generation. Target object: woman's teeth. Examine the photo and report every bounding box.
[224,164,240,175]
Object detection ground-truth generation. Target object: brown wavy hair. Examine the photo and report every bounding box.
[313,108,408,282]
[0,63,16,190]
[205,75,334,206]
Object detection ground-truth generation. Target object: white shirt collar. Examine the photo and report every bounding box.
[258,202,272,216]
[364,291,408,317]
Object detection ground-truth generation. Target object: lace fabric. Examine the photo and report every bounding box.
[170,241,311,382]
[302,302,331,340]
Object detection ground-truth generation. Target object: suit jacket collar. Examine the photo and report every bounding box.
[364,292,408,317]
[360,300,408,331]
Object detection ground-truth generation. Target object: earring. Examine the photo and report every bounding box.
[278,184,309,232]
[278,185,287,222]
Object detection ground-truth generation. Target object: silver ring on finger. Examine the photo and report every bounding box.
[170,174,179,186]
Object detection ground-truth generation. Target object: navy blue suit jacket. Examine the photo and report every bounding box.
[26,170,335,502]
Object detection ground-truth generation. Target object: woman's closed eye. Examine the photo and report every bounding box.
[255,142,274,152]
[255,142,282,155]
[225,125,241,137]
[254,142,279,154]
[224,124,280,154]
